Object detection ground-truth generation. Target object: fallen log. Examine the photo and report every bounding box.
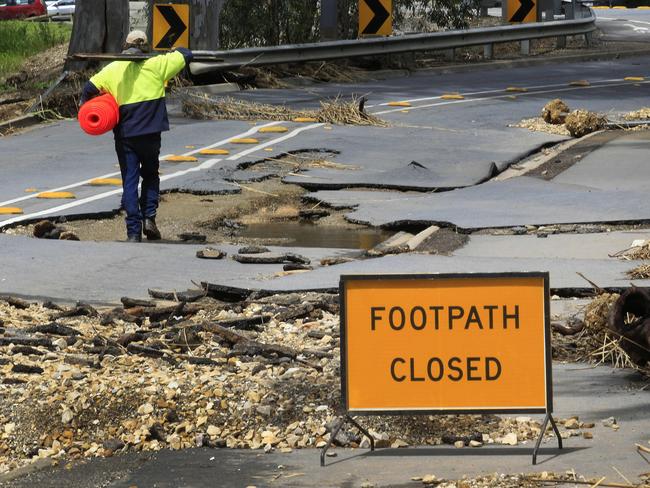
[202,322,321,370]
[148,289,206,302]
[10,345,45,356]
[26,322,81,336]
[54,302,98,319]
[0,336,53,348]
[121,297,156,308]
[551,318,585,336]
[0,296,32,310]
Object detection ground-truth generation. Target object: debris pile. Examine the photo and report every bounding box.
[515,100,608,138]
[406,471,648,487]
[564,109,607,138]
[541,99,569,124]
[0,293,547,474]
[624,107,650,120]
[32,220,79,241]
[180,94,387,127]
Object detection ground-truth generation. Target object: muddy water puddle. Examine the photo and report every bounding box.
[238,222,392,249]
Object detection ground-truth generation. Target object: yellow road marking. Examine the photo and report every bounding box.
[625,76,645,82]
[199,148,230,155]
[259,126,289,133]
[0,207,23,215]
[24,188,38,193]
[89,178,122,186]
[569,80,590,87]
[230,138,259,144]
[37,192,76,199]
[293,117,318,123]
[440,93,465,100]
[506,87,528,92]
[387,101,412,107]
[163,155,199,162]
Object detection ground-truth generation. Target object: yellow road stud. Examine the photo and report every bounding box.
[323,126,333,130]
[230,138,259,144]
[90,178,122,186]
[0,207,23,215]
[264,148,274,152]
[199,148,230,155]
[185,145,196,149]
[293,117,318,123]
[441,93,465,100]
[569,80,590,87]
[400,110,410,113]
[163,155,199,162]
[625,76,645,82]
[37,192,76,199]
[259,126,289,133]
[24,188,38,193]
[506,87,528,92]
[387,101,412,107]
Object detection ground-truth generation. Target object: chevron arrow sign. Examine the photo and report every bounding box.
[359,0,392,36]
[153,4,190,50]
[507,0,537,23]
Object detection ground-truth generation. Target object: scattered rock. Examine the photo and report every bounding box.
[454,440,465,448]
[469,440,483,447]
[196,247,227,260]
[238,246,270,254]
[33,220,56,238]
[564,418,580,430]
[422,474,437,484]
[59,231,80,241]
[501,433,517,446]
[178,232,206,242]
[602,417,618,428]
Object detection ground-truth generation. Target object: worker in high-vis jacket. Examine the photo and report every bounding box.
[80,30,192,242]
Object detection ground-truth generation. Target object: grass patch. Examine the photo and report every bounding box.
[0,21,71,75]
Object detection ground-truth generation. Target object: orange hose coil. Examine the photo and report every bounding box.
[78,94,120,136]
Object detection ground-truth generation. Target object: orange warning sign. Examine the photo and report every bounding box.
[340,273,551,414]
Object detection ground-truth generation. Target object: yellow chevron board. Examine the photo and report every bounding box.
[0,207,23,215]
[37,192,76,199]
[359,0,392,36]
[507,0,537,23]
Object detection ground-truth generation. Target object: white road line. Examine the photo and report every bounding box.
[0,121,281,209]
[366,77,629,109]
[0,123,323,227]
[372,79,650,115]
[226,123,324,160]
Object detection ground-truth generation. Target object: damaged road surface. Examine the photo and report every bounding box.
[3,51,650,488]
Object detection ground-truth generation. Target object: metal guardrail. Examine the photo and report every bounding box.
[73,7,596,73]
[189,9,596,73]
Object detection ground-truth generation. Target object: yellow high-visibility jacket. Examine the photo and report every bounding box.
[81,49,191,139]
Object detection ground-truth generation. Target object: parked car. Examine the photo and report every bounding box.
[0,0,46,19]
[46,0,73,17]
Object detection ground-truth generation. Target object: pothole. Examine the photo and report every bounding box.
[7,178,393,250]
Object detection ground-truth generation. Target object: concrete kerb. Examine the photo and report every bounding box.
[0,113,47,134]
[493,130,607,181]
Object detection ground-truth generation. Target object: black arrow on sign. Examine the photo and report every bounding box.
[155,5,187,49]
[362,0,390,35]
[510,0,534,22]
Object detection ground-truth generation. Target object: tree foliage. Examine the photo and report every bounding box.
[219,0,478,48]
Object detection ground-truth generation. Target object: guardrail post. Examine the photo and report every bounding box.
[556,35,566,48]
[520,39,530,55]
[584,31,592,46]
[483,43,493,59]
[443,48,455,61]
[321,0,338,41]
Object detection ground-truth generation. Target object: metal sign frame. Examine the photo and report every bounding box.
[321,272,561,466]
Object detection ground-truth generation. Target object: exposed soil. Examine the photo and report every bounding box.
[8,178,384,248]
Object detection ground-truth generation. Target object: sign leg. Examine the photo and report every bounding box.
[320,417,346,467]
[532,414,563,465]
[320,415,376,466]
[346,415,375,452]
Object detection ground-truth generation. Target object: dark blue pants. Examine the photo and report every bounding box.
[114,133,161,237]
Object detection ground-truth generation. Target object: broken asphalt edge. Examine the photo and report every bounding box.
[0,113,48,134]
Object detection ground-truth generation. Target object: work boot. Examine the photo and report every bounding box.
[126,234,142,243]
[143,218,161,241]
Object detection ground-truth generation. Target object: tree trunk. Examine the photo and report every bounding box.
[65,0,129,71]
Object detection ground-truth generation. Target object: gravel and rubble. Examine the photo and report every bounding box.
[0,294,558,474]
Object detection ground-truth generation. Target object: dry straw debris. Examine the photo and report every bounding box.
[180,94,387,127]
[510,117,570,136]
[624,107,650,120]
[628,264,650,280]
[541,99,570,124]
[564,110,607,138]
